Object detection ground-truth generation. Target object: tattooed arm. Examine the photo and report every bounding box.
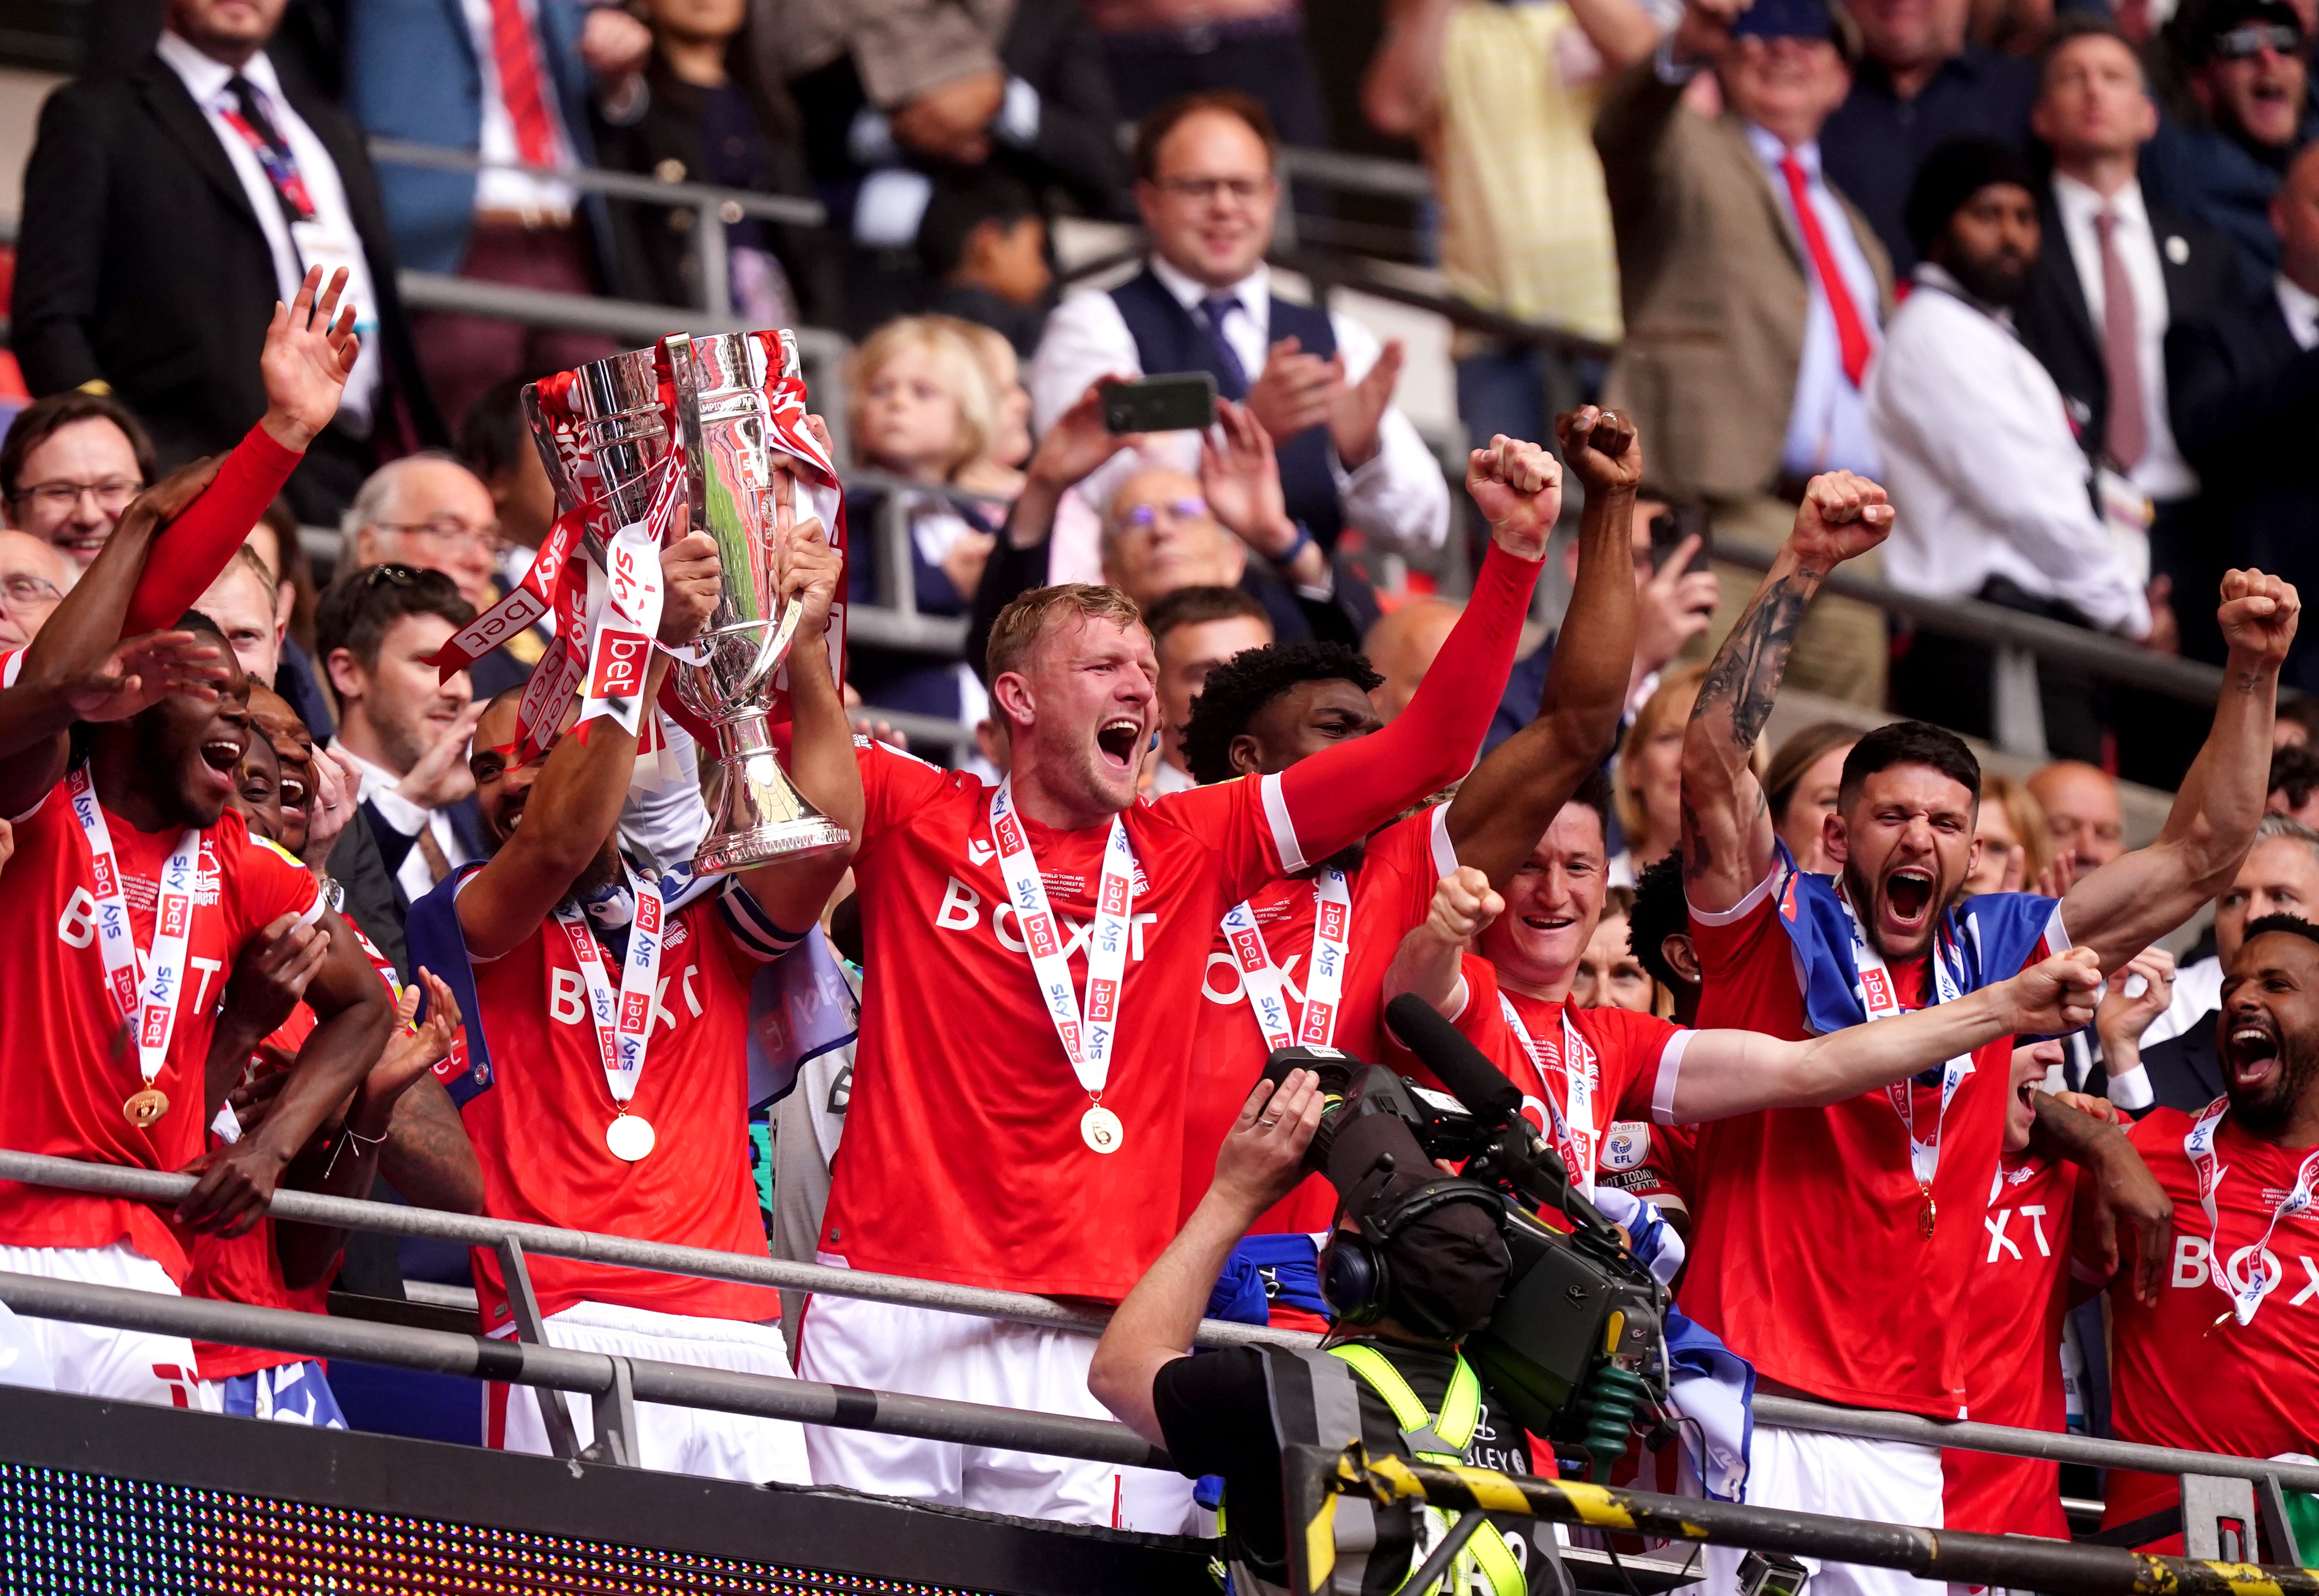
[1677,473,1893,914]
[2058,570,2297,972]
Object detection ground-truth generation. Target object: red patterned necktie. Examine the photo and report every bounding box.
[488,0,558,167]
[2094,207,2147,470]
[1780,151,1874,388]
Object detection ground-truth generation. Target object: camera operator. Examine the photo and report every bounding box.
[1091,1068,1550,1596]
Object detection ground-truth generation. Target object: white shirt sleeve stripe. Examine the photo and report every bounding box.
[1688,866,1781,927]
[1260,771,1306,874]
[1651,1029,1693,1125]
[1428,803,1458,880]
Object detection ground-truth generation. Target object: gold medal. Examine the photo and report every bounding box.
[1081,1103,1125,1155]
[122,1088,170,1129]
[1918,1186,1938,1239]
[605,1113,657,1163]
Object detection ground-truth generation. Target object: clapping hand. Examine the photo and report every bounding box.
[1245,337,1338,443]
[1199,401,1299,559]
[260,265,359,451]
[1328,340,1404,469]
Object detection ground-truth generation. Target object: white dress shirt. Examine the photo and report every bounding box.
[156,32,382,425]
[1028,256,1451,553]
[2050,174,2196,501]
[458,0,580,218]
[332,743,474,906]
[2278,274,2319,350]
[1745,127,1884,481]
[1866,264,2150,638]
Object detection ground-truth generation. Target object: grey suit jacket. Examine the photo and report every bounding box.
[1594,62,1895,501]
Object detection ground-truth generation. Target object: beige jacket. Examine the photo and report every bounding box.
[1593,61,1894,501]
[752,0,1015,106]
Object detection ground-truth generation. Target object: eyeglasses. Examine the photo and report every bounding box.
[1119,498,1212,533]
[1151,175,1271,205]
[11,477,142,514]
[0,572,61,615]
[2213,21,2302,57]
[373,517,508,557]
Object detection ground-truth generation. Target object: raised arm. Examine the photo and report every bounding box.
[121,265,359,637]
[177,906,395,1238]
[0,460,229,815]
[1383,867,1504,1017]
[2057,571,2298,973]
[1088,1069,1324,1447]
[1267,441,1547,861]
[1667,947,2103,1122]
[734,500,862,929]
[277,970,479,1288]
[456,533,723,960]
[1448,409,1639,888]
[1679,472,1890,912]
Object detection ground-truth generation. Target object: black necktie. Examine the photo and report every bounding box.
[1198,294,1252,397]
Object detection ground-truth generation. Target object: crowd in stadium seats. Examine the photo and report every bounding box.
[1,0,2318,1584]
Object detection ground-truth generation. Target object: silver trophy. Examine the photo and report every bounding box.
[662,328,849,876]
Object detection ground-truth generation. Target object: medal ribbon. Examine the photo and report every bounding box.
[987,777,1135,1097]
[428,505,583,684]
[68,766,203,1092]
[2184,1096,2319,1324]
[551,866,667,1112]
[1498,996,1601,1198]
[1836,883,1972,1211]
[1220,868,1351,1052]
[576,502,670,738]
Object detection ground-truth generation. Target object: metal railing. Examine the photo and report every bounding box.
[0,1145,2309,1542]
[369,137,824,324]
[1283,1445,2319,1596]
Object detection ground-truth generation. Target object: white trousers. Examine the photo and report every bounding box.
[487,1299,810,1485]
[796,1286,1196,1532]
[0,1242,217,1411]
[1702,1426,1945,1596]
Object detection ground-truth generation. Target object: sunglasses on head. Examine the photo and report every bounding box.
[360,562,428,589]
[2213,21,2302,57]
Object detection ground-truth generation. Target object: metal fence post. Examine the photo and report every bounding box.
[1991,641,2050,760]
[2181,1472,2259,1561]
[497,1236,583,1461]
[876,493,917,617]
[697,203,732,321]
[586,1356,641,1468]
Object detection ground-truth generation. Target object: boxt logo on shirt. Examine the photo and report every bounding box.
[933,875,1159,963]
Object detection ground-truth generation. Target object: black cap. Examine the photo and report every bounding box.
[1369,1170,1511,1339]
[1904,135,2040,255]
[2187,0,2306,58]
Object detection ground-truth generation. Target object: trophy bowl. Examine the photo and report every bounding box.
[662,328,850,876]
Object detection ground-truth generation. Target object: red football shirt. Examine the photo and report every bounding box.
[457,881,793,1329]
[1178,805,1460,1233]
[828,743,1391,1300]
[1941,1151,2098,1539]
[1387,955,1690,1190]
[2103,1105,2319,1544]
[1687,871,2061,1416]
[187,1005,318,1380]
[0,782,318,1281]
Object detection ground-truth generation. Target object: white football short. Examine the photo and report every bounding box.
[485,1299,810,1485]
[0,1241,217,1411]
[1703,1426,1945,1596]
[796,1280,1196,1533]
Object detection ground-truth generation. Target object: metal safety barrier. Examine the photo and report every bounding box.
[1,1148,2312,1571]
[1283,1444,2319,1596]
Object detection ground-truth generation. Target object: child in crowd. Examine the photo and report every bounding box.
[918,170,1056,359]
[843,317,1008,725]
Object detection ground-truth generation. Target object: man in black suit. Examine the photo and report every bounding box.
[2018,15,2242,781]
[12,0,445,525]
[2169,140,2319,693]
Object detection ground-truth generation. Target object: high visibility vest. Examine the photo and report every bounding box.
[1229,1345,1530,1596]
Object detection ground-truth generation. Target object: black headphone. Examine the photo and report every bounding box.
[1316,1176,1508,1341]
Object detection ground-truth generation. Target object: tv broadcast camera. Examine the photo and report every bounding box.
[1261,995,1669,1480]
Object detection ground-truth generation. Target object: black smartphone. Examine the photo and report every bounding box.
[1103,372,1218,435]
[1647,503,1713,574]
